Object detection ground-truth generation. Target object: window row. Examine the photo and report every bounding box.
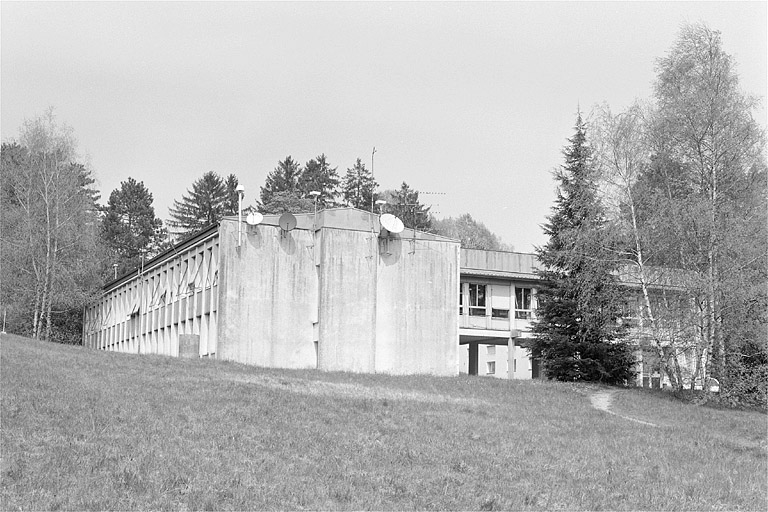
[459,283,535,319]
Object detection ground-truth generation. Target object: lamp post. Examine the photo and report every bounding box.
[236,184,245,247]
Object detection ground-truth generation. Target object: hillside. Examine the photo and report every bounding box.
[1,333,766,511]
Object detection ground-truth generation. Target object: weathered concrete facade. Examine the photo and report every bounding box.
[82,226,220,357]
[84,208,460,376]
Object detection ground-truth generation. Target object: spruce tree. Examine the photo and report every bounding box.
[341,158,377,211]
[528,113,634,384]
[223,173,240,216]
[259,156,302,208]
[102,177,166,276]
[383,182,432,231]
[299,154,341,209]
[168,171,230,239]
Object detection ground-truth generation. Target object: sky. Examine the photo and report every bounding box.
[2,1,766,252]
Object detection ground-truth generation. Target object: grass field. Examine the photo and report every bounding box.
[1,333,766,511]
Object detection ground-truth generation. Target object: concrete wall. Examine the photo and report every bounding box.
[375,235,459,375]
[316,211,460,375]
[461,248,538,275]
[317,227,378,372]
[216,219,318,369]
[216,209,460,376]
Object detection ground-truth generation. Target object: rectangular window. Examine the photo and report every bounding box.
[487,345,495,356]
[486,361,496,374]
[469,284,486,317]
[492,308,509,319]
[515,287,532,319]
[459,285,463,315]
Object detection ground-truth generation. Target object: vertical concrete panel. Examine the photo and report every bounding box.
[317,228,377,372]
[217,220,317,369]
[375,238,460,376]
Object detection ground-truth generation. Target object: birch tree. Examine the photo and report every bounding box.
[1,110,103,343]
[652,23,766,387]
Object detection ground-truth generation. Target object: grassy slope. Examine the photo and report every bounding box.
[1,333,766,511]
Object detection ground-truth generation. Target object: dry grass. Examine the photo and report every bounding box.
[1,332,766,511]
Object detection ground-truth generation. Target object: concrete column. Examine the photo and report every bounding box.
[468,342,479,376]
[508,337,516,379]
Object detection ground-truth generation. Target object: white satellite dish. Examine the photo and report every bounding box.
[278,212,298,232]
[246,212,263,226]
[379,213,404,235]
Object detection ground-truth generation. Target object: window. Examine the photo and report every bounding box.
[487,345,495,356]
[469,284,486,317]
[486,361,496,374]
[515,287,532,319]
[459,286,463,315]
[492,308,509,319]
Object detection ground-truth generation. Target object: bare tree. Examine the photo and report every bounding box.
[1,109,103,342]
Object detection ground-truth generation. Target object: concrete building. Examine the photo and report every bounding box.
[83,208,460,376]
[83,206,700,385]
[458,249,541,380]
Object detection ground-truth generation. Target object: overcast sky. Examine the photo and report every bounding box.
[2,1,766,252]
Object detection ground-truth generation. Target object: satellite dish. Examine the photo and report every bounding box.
[379,213,404,235]
[278,212,297,232]
[246,212,263,226]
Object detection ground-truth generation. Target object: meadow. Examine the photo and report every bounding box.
[1,333,766,511]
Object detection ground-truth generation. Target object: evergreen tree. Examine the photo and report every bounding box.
[527,113,634,384]
[168,171,230,239]
[223,174,240,216]
[259,156,302,208]
[381,182,432,231]
[341,158,377,211]
[102,177,166,277]
[299,154,340,209]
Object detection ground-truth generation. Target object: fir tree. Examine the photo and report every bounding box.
[102,177,166,276]
[223,174,240,216]
[299,154,340,209]
[341,158,377,211]
[168,171,230,239]
[382,182,432,231]
[259,156,302,208]
[528,113,634,384]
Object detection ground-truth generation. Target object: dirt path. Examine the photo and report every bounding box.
[590,390,659,427]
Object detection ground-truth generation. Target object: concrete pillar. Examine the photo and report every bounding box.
[468,342,479,376]
[508,338,516,379]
